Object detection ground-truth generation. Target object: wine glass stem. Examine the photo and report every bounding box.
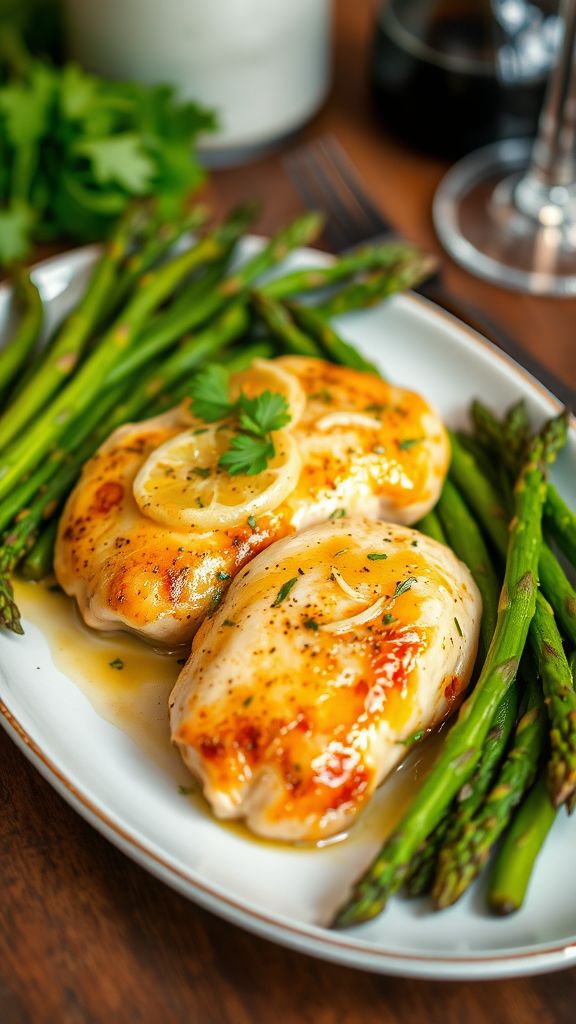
[515,0,576,221]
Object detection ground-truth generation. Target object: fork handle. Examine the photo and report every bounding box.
[418,280,575,413]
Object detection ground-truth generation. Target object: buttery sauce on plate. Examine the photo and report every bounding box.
[14,578,444,851]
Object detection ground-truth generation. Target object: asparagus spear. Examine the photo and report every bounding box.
[449,431,576,647]
[404,682,519,898]
[432,674,545,908]
[472,398,576,570]
[314,255,438,319]
[415,511,447,545]
[544,484,576,568]
[529,592,576,806]
[250,292,322,357]
[487,774,557,915]
[404,478,510,897]
[261,243,429,300]
[286,300,380,375]
[437,478,500,658]
[104,203,209,318]
[0,205,144,451]
[0,229,231,506]
[20,519,59,582]
[109,211,322,384]
[0,269,42,404]
[333,433,547,927]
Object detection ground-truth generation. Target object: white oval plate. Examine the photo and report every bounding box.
[1,239,575,982]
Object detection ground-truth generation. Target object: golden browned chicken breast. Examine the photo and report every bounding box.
[55,357,450,645]
[169,517,481,841]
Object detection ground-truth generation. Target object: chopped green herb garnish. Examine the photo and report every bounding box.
[393,576,417,600]
[367,552,388,561]
[365,402,390,413]
[454,616,463,637]
[401,729,425,748]
[222,618,236,627]
[271,576,299,607]
[208,587,223,616]
[217,571,231,580]
[109,658,124,670]
[382,613,396,625]
[193,466,210,478]
[329,508,346,520]
[303,617,319,631]
[411,540,418,547]
[398,437,423,451]
[247,515,257,529]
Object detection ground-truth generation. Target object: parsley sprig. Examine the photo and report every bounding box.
[189,364,291,476]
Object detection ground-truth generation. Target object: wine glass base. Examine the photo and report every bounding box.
[433,139,576,296]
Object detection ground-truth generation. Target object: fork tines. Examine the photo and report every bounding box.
[284,136,391,251]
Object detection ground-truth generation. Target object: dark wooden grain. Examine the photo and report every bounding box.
[2,2,575,1021]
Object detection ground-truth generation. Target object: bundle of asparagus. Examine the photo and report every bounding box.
[0,201,435,630]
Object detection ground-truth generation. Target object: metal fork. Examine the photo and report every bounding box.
[283,135,575,410]
[284,137,396,252]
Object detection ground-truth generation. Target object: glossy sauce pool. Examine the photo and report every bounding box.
[14,578,446,852]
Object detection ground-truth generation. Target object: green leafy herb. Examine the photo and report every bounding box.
[217,571,231,581]
[367,552,388,561]
[247,515,257,529]
[189,365,234,422]
[382,613,396,625]
[329,508,347,520]
[193,466,211,479]
[271,576,299,607]
[238,390,291,436]
[454,616,463,637]
[190,363,291,476]
[0,43,215,265]
[219,433,274,476]
[109,657,124,670]
[303,617,319,631]
[398,437,423,451]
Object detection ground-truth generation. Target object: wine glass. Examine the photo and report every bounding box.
[433,0,576,295]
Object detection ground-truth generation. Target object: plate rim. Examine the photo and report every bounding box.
[1,241,575,981]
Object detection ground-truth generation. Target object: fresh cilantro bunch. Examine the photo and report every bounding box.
[189,364,292,476]
[0,34,215,265]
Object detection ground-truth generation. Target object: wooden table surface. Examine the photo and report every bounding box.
[2,3,575,1022]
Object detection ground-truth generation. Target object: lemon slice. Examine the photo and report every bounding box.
[229,358,306,427]
[133,424,302,530]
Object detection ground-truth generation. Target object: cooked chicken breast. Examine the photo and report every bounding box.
[170,517,481,841]
[55,357,449,645]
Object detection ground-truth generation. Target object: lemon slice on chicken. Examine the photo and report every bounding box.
[228,358,306,427]
[133,424,301,531]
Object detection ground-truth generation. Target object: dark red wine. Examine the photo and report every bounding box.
[371,0,557,158]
